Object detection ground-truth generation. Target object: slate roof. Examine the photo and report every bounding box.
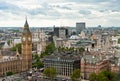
[44,51,82,61]
[2,41,10,49]
[1,50,16,56]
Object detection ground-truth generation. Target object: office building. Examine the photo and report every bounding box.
[44,50,82,77]
[54,27,69,38]
[76,22,86,34]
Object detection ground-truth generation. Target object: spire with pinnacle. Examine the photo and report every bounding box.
[24,16,29,29]
[23,16,30,34]
[16,48,20,56]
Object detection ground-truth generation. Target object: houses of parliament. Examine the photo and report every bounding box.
[0,19,32,76]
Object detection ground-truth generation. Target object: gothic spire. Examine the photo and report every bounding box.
[24,16,29,29]
[23,17,31,34]
[16,48,20,55]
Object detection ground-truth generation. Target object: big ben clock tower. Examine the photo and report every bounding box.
[21,18,32,71]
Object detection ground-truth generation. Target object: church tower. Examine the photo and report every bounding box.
[21,18,32,71]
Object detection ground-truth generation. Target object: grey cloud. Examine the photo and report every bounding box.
[67,0,106,3]
[0,1,24,15]
[52,5,71,10]
[99,10,107,12]
[97,0,120,13]
[79,10,91,15]
[59,6,71,10]
[41,2,53,10]
[111,10,120,12]
[0,1,17,10]
[106,3,120,11]
[0,0,120,27]
[28,7,61,19]
[99,9,120,13]
[28,8,47,15]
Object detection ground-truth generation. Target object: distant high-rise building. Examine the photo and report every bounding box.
[54,27,69,38]
[76,22,86,34]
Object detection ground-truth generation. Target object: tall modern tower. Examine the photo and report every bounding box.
[76,22,86,34]
[54,27,69,38]
[21,18,32,71]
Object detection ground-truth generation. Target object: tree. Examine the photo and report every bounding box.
[41,52,47,58]
[45,42,55,54]
[68,47,74,52]
[7,40,10,45]
[11,43,21,54]
[58,46,62,52]
[70,69,81,81]
[6,72,13,76]
[89,70,116,81]
[89,72,107,81]
[79,47,85,52]
[43,67,57,80]
[118,38,120,44]
[114,72,120,81]
[32,54,44,69]
[41,42,55,58]
[33,54,39,59]
[100,70,115,81]
[96,73,107,81]
[32,61,44,69]
[33,54,40,61]
[89,73,97,81]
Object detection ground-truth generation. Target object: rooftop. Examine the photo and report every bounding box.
[44,50,82,61]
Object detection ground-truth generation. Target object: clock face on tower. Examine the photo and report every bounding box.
[28,37,31,41]
[22,37,26,41]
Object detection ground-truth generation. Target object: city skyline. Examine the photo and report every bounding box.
[0,0,120,27]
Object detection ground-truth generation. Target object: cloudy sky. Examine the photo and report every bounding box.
[0,0,120,27]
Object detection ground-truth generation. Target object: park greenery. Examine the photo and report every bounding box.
[40,42,85,58]
[89,70,120,81]
[7,40,11,45]
[32,54,44,69]
[41,42,55,58]
[6,72,14,76]
[58,47,74,52]
[114,72,120,81]
[70,69,81,81]
[118,38,120,44]
[58,47,85,53]
[11,43,21,54]
[43,67,57,80]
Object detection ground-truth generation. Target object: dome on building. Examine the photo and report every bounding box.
[70,35,80,40]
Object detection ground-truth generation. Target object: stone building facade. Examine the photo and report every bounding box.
[32,29,46,55]
[0,19,32,76]
[81,52,110,79]
[44,50,81,78]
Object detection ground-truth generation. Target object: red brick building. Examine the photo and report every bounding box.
[81,53,110,79]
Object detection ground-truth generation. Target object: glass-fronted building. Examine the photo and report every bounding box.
[44,51,82,77]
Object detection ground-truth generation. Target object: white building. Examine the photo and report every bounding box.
[32,29,46,56]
